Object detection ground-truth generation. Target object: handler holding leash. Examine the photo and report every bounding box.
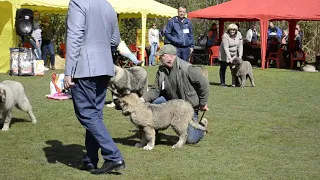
[140,44,209,144]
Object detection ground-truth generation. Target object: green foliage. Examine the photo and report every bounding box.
[42,0,320,62]
[0,66,320,179]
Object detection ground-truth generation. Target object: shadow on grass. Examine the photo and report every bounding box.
[113,129,179,147]
[209,82,221,86]
[43,140,86,169]
[0,118,30,129]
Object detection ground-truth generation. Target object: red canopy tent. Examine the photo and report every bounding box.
[188,0,320,69]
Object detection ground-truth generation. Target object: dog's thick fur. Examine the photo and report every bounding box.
[109,65,148,97]
[231,57,255,88]
[0,80,37,131]
[120,93,206,150]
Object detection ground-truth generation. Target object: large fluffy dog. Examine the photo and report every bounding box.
[231,57,255,88]
[109,65,148,97]
[108,65,148,109]
[120,93,207,150]
[0,80,37,131]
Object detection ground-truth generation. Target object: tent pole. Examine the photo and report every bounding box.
[260,18,268,70]
[141,13,147,66]
[288,20,297,52]
[218,19,224,44]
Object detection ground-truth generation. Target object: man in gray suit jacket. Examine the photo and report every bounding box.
[64,0,125,174]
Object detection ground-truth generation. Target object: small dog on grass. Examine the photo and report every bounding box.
[231,57,255,88]
[0,80,37,131]
[120,93,207,150]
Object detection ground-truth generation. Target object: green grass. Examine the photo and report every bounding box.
[0,66,319,180]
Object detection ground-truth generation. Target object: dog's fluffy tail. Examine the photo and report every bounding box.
[189,120,207,131]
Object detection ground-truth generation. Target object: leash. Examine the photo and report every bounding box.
[199,110,206,121]
[199,110,208,134]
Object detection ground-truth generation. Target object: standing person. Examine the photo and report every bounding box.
[296,24,303,46]
[219,23,243,87]
[148,23,160,66]
[164,5,194,61]
[246,23,258,44]
[207,23,218,47]
[30,11,42,59]
[140,44,209,144]
[41,17,56,70]
[64,0,125,175]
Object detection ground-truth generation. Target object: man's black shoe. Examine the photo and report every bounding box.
[79,163,97,172]
[91,160,125,174]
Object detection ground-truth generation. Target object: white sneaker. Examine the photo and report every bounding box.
[200,118,208,128]
[106,102,115,107]
[200,118,208,134]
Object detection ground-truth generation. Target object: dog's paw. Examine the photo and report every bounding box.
[1,126,9,131]
[143,144,154,150]
[135,143,144,148]
[172,144,182,149]
[31,120,37,124]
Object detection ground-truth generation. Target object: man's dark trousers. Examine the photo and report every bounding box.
[72,75,123,166]
[176,47,191,61]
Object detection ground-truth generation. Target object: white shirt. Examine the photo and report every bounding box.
[246,29,253,42]
[148,28,159,46]
[246,29,258,42]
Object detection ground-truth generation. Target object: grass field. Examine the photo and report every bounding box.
[0,66,319,180]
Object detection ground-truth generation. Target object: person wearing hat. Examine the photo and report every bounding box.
[140,44,209,144]
[219,23,243,87]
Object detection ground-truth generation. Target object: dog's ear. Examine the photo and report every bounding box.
[0,88,6,102]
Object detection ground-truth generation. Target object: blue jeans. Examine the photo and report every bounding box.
[121,52,141,65]
[42,41,55,66]
[152,96,205,144]
[29,39,42,60]
[72,76,123,166]
[176,47,191,61]
[149,42,158,66]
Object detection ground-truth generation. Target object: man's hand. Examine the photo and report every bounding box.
[190,47,194,54]
[199,104,209,111]
[64,75,75,89]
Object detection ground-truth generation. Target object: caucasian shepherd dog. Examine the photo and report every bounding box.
[0,80,37,131]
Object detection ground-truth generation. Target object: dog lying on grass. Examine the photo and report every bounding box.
[0,80,37,131]
[120,93,207,150]
[301,64,318,72]
[231,57,255,88]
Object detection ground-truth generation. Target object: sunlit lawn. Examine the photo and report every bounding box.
[0,66,319,180]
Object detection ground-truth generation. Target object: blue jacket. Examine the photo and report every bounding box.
[164,17,194,48]
[65,0,120,78]
[268,26,282,39]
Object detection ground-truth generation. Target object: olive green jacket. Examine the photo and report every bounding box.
[142,57,209,107]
